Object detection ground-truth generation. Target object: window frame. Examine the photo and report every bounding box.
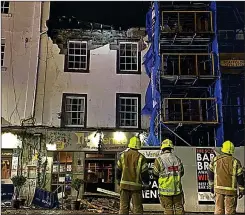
[116,93,141,129]
[117,42,141,74]
[1,1,10,14]
[1,38,5,67]
[64,40,90,73]
[61,93,87,128]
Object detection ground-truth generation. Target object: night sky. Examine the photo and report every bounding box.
[49,1,150,29]
[49,1,244,30]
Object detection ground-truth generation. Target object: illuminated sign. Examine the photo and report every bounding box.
[220,60,245,67]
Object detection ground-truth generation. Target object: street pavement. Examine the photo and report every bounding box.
[1,209,217,215]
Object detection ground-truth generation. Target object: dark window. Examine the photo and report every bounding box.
[1,1,9,14]
[61,94,87,127]
[64,40,90,73]
[117,42,141,74]
[116,93,141,128]
[1,39,5,67]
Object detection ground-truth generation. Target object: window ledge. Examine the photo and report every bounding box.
[1,13,12,18]
[1,67,7,72]
[117,70,141,75]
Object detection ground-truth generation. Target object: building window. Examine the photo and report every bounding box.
[61,94,87,127]
[1,150,12,180]
[1,1,9,14]
[117,42,141,74]
[116,93,141,128]
[51,152,73,195]
[65,40,90,73]
[1,39,5,67]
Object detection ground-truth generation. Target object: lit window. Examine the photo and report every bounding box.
[67,41,87,70]
[62,94,87,127]
[1,39,5,67]
[119,42,138,72]
[1,1,9,14]
[117,94,140,128]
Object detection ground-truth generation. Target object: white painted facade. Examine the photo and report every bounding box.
[1,2,42,125]
[34,29,150,129]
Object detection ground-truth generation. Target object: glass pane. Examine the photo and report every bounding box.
[126,64,131,71]
[126,44,132,50]
[81,49,86,55]
[68,56,74,62]
[125,99,131,105]
[81,43,86,49]
[81,56,86,63]
[72,104,78,111]
[78,113,84,125]
[132,99,137,106]
[72,119,77,125]
[120,99,125,105]
[80,63,86,69]
[72,112,78,118]
[69,42,74,49]
[74,42,81,49]
[120,112,125,120]
[75,49,80,55]
[120,105,125,111]
[75,62,80,68]
[75,56,80,62]
[126,57,132,64]
[120,63,126,71]
[69,49,74,55]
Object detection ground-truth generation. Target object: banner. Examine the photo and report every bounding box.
[139,149,160,203]
[1,184,14,201]
[196,148,215,204]
[32,188,59,209]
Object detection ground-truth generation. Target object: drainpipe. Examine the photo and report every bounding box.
[32,1,50,124]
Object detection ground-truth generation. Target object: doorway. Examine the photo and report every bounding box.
[84,153,116,193]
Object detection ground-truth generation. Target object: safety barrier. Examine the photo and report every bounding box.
[143,146,245,212]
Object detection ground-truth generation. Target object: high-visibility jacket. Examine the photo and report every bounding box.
[153,152,184,196]
[117,148,148,191]
[208,154,244,196]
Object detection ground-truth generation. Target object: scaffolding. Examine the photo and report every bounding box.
[143,1,224,147]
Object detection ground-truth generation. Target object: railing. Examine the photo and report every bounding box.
[161,11,213,33]
[162,53,215,76]
[162,98,218,124]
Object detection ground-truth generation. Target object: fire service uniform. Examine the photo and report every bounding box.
[208,140,244,214]
[153,139,185,215]
[116,136,149,215]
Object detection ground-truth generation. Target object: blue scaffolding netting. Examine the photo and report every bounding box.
[142,1,225,147]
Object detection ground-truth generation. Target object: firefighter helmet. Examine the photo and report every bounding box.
[221,140,235,155]
[161,139,174,150]
[128,136,141,150]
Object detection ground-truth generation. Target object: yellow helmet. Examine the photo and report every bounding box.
[128,136,141,150]
[221,140,235,155]
[161,139,174,150]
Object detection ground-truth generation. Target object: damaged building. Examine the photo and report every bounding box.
[1,1,150,202]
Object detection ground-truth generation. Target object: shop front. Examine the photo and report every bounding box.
[46,130,140,197]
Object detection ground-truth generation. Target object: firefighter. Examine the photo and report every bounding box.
[116,136,149,215]
[153,139,185,215]
[208,140,244,214]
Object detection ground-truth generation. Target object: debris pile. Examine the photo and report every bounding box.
[80,197,120,213]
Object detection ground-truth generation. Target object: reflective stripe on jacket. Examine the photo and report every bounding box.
[117,148,148,191]
[208,154,244,196]
[153,152,184,196]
